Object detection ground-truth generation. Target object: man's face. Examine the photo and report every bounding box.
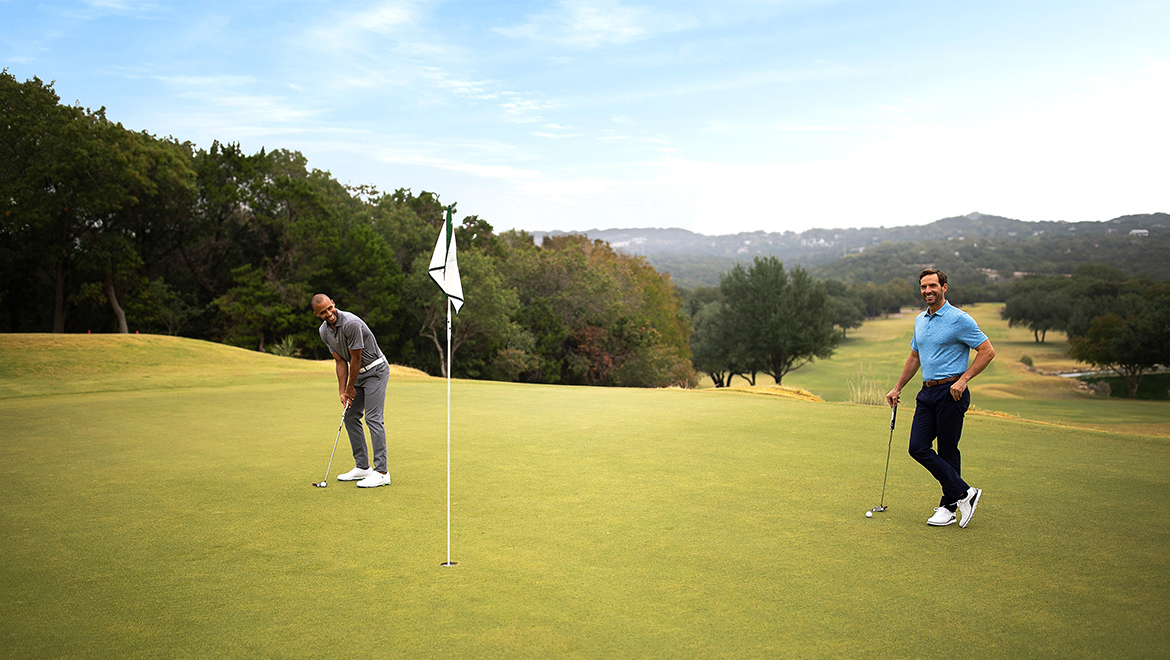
[313,298,338,324]
[920,274,947,307]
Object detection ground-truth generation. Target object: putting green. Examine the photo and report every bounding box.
[1,334,1167,657]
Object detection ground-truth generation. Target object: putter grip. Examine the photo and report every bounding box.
[890,404,898,430]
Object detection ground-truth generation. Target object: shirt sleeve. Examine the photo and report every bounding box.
[343,322,365,354]
[957,313,988,349]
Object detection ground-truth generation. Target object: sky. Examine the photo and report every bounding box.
[3,1,1169,235]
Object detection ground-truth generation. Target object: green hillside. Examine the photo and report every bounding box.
[1,332,1168,657]
[0,333,430,400]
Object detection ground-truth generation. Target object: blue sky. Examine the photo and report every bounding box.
[3,1,1168,234]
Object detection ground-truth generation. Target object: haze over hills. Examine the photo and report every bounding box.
[532,212,1170,288]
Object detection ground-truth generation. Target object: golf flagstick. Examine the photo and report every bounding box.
[441,298,457,567]
[428,206,463,567]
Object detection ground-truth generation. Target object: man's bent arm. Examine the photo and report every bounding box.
[342,349,362,403]
[887,351,921,408]
[951,339,996,400]
[333,353,349,404]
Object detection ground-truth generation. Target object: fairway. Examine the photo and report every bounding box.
[2,335,1168,658]
[726,304,1170,438]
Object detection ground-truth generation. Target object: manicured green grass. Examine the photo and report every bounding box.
[1,334,1168,658]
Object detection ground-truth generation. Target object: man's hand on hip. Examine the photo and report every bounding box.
[949,379,968,400]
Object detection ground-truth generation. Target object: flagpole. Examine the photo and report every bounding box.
[442,297,457,566]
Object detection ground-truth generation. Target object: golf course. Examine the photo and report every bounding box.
[1,305,1167,658]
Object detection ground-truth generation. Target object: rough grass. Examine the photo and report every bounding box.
[1,333,1168,658]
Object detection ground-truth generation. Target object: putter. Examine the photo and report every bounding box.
[871,404,897,513]
[312,403,349,488]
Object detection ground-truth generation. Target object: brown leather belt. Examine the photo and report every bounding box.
[923,376,960,388]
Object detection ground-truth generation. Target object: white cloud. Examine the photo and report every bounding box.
[147,74,322,141]
[354,57,1169,235]
[494,0,648,49]
[499,96,561,123]
[309,1,415,49]
[417,67,495,98]
[362,143,548,182]
[702,120,868,135]
[531,131,583,139]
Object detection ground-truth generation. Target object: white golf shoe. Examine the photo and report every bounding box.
[927,507,956,526]
[957,487,982,528]
[337,466,374,481]
[357,471,391,488]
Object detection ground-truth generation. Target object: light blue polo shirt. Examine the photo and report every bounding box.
[910,302,988,381]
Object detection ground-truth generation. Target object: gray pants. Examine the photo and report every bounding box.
[345,364,388,473]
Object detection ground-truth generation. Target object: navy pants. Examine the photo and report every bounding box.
[908,383,971,510]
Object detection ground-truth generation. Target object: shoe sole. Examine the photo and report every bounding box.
[337,471,374,481]
[927,518,956,526]
[959,488,982,528]
[357,479,390,488]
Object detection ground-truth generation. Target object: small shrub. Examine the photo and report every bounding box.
[847,364,888,406]
[267,336,302,358]
[1019,355,1034,367]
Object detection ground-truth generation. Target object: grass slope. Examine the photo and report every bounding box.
[1,334,1168,658]
[0,333,429,400]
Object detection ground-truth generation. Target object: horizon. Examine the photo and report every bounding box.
[4,1,1169,234]
[530,210,1170,237]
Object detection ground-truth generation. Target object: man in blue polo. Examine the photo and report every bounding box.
[312,294,391,488]
[886,269,996,527]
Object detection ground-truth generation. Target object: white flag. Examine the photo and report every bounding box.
[428,207,464,314]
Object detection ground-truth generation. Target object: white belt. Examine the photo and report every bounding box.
[359,355,386,373]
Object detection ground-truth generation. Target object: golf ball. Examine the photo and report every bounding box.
[866,511,873,518]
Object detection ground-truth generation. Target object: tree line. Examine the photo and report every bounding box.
[18,71,1160,393]
[0,71,963,390]
[1,72,698,387]
[1000,265,1170,398]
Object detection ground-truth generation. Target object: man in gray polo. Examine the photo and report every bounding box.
[311,294,391,488]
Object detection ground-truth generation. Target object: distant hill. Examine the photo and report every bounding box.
[532,212,1170,288]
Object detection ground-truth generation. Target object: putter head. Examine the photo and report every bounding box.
[871,505,887,512]
[312,481,327,488]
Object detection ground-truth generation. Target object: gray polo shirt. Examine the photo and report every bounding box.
[318,309,385,369]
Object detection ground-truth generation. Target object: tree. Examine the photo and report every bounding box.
[719,257,839,385]
[1000,276,1074,342]
[823,280,866,337]
[1067,290,1170,398]
[211,264,302,351]
[495,231,694,387]
[1,72,154,332]
[408,248,522,378]
[689,301,732,387]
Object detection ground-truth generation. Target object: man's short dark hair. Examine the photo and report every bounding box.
[919,268,947,286]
